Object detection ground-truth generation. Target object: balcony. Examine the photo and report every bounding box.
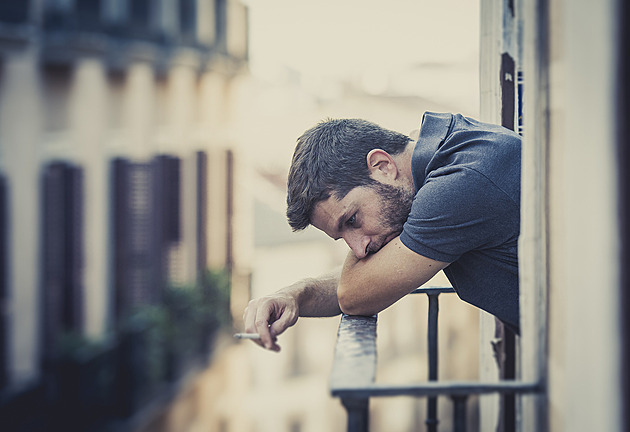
[0,1,248,71]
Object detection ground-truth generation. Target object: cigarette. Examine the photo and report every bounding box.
[233,333,261,340]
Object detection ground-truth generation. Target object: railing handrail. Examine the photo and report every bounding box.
[411,286,456,295]
[331,379,542,398]
[329,315,377,389]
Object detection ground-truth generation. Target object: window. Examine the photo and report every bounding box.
[215,0,227,51]
[179,0,197,43]
[75,0,103,30]
[0,174,8,389]
[128,0,151,35]
[111,158,156,317]
[41,162,84,360]
[0,0,30,24]
[42,65,73,133]
[196,151,208,282]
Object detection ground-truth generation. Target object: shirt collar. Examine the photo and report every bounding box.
[411,112,454,190]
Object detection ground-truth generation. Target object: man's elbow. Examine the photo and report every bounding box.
[337,286,376,316]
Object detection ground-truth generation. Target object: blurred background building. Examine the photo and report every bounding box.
[0,0,250,430]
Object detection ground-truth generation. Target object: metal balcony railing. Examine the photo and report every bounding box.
[329,287,543,432]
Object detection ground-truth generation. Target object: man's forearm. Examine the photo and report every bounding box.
[337,239,448,316]
[338,251,379,314]
[282,269,342,317]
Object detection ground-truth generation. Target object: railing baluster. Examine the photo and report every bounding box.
[452,395,468,432]
[426,292,440,432]
[342,398,369,432]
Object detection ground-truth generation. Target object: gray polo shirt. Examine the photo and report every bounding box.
[400,112,521,332]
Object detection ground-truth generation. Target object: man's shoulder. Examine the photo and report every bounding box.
[449,113,522,141]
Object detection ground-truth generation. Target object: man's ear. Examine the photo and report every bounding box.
[366,149,398,181]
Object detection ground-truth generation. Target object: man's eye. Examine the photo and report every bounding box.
[347,214,357,226]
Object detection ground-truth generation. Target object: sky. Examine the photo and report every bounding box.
[242,0,480,110]
[234,0,481,175]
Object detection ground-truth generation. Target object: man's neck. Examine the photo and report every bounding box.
[393,140,417,190]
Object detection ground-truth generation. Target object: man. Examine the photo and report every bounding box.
[243,112,521,352]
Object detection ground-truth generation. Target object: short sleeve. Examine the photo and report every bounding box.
[400,166,519,263]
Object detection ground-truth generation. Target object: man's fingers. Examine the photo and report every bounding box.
[254,315,275,350]
[269,309,297,339]
[243,301,267,349]
[242,294,298,352]
[246,298,278,350]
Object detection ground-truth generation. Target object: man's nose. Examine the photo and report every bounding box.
[344,233,370,259]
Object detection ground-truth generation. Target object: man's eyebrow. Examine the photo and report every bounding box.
[336,209,353,233]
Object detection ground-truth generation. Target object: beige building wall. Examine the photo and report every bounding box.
[0,48,42,383]
[69,58,110,338]
[516,0,623,430]
[547,0,621,430]
[0,0,251,404]
[478,0,511,428]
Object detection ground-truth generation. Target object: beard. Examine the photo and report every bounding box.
[369,181,415,251]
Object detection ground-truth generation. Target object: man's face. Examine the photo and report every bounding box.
[311,182,414,259]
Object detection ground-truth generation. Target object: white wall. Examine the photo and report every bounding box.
[554,0,621,430]
[519,0,623,430]
[0,48,42,384]
[70,58,110,338]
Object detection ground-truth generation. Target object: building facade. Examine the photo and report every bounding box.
[480,0,628,430]
[0,0,249,430]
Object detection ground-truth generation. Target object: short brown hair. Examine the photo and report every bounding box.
[286,118,410,231]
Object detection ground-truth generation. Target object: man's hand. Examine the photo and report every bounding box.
[243,291,299,352]
[241,270,343,352]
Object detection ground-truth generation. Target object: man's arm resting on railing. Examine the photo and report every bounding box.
[243,269,342,351]
[337,236,449,316]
